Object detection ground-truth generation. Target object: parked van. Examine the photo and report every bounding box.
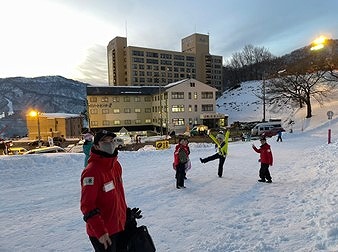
[251,122,284,137]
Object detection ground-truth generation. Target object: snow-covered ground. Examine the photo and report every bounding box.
[1,81,337,251]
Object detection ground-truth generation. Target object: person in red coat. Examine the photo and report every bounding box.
[252,135,273,183]
[80,130,141,252]
[173,137,190,189]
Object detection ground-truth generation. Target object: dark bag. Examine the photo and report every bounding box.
[126,225,156,252]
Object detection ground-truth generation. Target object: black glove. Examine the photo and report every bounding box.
[125,207,142,231]
[129,207,143,219]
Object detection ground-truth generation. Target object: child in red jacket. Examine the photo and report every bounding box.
[252,135,273,183]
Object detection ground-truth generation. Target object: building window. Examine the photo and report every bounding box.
[202,104,214,112]
[89,97,97,102]
[113,120,121,125]
[188,105,192,112]
[174,54,184,60]
[132,50,144,56]
[91,121,98,126]
[186,56,195,61]
[102,109,109,114]
[134,97,141,102]
[133,57,144,63]
[134,108,141,113]
[124,97,130,102]
[188,92,192,99]
[194,105,198,112]
[172,105,184,112]
[146,52,158,58]
[103,120,110,126]
[125,120,131,125]
[145,108,151,113]
[145,119,151,123]
[101,97,108,102]
[112,97,120,102]
[190,82,195,87]
[90,109,98,114]
[171,92,184,99]
[193,92,198,99]
[124,108,131,113]
[201,92,213,99]
[112,108,120,114]
[144,97,151,102]
[172,118,185,126]
[135,119,141,124]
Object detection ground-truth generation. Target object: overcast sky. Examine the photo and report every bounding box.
[1,0,337,85]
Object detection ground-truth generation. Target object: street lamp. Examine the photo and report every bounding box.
[29,110,41,147]
[310,35,327,51]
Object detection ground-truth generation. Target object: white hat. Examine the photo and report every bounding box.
[84,133,94,141]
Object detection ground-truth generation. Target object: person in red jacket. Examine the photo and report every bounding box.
[252,135,273,183]
[80,130,141,252]
[173,136,190,189]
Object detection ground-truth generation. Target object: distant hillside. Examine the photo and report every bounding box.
[0,76,88,138]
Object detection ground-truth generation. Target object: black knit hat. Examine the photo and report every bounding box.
[259,135,266,141]
[94,130,116,145]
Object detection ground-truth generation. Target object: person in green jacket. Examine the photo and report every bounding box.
[83,132,94,167]
[200,130,229,177]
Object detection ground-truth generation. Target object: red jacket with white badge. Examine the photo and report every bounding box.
[80,149,127,239]
[252,143,273,166]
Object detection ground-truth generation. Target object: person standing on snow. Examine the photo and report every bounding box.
[252,135,273,183]
[200,131,229,178]
[80,130,142,252]
[173,136,190,189]
[276,130,283,142]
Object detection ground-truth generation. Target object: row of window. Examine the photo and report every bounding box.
[132,65,196,71]
[88,92,213,103]
[89,97,151,103]
[133,57,197,67]
[89,104,213,114]
[90,118,191,127]
[132,68,195,77]
[132,50,195,62]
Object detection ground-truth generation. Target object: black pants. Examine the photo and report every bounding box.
[201,153,226,177]
[259,163,272,181]
[89,231,126,252]
[176,163,186,187]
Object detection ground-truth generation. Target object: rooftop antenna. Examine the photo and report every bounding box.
[125,20,128,38]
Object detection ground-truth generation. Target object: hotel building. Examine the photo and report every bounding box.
[107,33,224,96]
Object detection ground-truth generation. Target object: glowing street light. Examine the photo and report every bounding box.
[29,110,41,147]
[310,35,327,51]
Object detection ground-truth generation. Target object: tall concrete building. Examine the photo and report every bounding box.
[107,33,223,96]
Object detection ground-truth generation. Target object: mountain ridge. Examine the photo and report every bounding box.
[0,76,88,137]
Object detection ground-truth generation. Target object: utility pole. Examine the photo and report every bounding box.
[262,73,266,122]
[159,83,163,136]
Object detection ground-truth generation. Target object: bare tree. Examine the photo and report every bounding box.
[227,45,275,84]
[268,71,336,118]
